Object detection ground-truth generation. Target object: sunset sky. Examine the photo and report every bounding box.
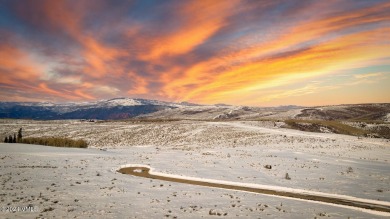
[0,0,389,106]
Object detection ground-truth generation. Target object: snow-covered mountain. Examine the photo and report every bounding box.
[0,97,276,120]
[0,98,192,120]
[2,98,387,121]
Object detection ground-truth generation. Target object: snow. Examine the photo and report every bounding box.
[104,98,142,106]
[386,113,390,122]
[117,164,390,216]
[1,120,389,218]
[36,102,55,107]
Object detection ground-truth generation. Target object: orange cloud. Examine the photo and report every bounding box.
[0,44,44,85]
[74,89,95,100]
[31,1,126,79]
[139,0,241,61]
[228,1,390,64]
[2,1,389,105]
[38,83,62,96]
[36,83,81,100]
[162,23,390,104]
[127,72,149,95]
[81,36,126,78]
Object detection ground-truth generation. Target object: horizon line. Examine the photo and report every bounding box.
[0,97,389,108]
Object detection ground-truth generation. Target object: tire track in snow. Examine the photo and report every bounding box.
[118,165,390,216]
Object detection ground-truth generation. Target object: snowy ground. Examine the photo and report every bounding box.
[0,120,389,218]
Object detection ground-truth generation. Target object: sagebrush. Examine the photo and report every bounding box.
[284,119,368,136]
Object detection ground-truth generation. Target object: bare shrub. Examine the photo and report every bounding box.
[21,137,88,148]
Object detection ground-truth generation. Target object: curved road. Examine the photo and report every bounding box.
[118,165,390,215]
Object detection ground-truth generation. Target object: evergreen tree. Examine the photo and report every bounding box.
[4,137,8,143]
[8,135,13,143]
[18,128,23,142]
[13,133,16,143]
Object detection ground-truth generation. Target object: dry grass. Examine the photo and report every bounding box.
[284,119,368,137]
[346,119,385,124]
[21,137,88,148]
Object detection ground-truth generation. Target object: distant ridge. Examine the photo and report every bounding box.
[1,98,388,121]
[0,98,184,120]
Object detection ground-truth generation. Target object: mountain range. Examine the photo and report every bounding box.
[1,98,388,122]
[0,98,185,120]
[0,98,303,120]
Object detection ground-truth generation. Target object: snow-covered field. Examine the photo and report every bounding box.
[0,120,389,218]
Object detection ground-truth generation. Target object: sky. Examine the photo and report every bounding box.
[0,0,389,106]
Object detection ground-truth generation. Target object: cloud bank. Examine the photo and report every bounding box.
[0,0,389,106]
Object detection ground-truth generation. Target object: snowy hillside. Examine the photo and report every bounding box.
[0,98,187,120]
[0,98,272,120]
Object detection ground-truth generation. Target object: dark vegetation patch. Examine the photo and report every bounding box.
[346,119,385,124]
[285,119,390,139]
[122,118,182,123]
[295,104,390,121]
[368,126,390,139]
[21,137,88,148]
[181,109,211,115]
[4,127,88,147]
[285,119,368,136]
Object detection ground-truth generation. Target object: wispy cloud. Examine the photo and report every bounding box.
[354,72,384,79]
[0,0,389,105]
